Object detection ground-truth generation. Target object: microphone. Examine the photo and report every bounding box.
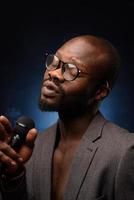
[10,116,35,149]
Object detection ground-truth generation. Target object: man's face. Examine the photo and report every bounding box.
[39,39,100,114]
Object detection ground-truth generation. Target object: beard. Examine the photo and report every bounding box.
[38,95,61,112]
[38,89,97,118]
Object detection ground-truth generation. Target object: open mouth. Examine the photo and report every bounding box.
[42,86,58,97]
[42,81,61,97]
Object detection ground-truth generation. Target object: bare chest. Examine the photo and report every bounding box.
[52,145,78,200]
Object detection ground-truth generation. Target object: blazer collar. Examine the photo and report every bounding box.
[83,111,107,143]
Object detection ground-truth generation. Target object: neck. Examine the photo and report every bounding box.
[58,106,98,142]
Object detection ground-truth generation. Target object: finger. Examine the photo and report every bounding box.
[0,142,23,162]
[0,151,22,176]
[0,123,11,143]
[0,151,17,168]
[0,116,12,133]
[0,123,6,140]
[18,129,38,162]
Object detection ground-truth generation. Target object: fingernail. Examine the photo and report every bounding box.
[11,161,16,166]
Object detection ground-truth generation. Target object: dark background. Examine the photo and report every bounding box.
[0,1,134,131]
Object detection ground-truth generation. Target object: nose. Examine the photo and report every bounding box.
[46,68,64,83]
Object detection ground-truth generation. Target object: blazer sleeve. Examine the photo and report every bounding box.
[0,171,27,200]
[115,140,134,200]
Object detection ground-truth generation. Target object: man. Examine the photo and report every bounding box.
[0,35,134,200]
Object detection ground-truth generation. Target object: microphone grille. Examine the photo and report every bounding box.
[16,116,35,130]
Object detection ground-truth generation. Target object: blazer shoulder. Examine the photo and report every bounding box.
[102,121,134,146]
[104,121,129,134]
[35,122,58,146]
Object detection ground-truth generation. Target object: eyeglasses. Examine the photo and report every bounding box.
[45,54,90,81]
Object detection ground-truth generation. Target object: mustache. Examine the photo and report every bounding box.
[43,77,58,82]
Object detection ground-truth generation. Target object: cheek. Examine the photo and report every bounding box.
[63,79,91,97]
[64,80,98,105]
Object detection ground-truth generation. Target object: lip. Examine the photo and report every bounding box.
[42,81,61,97]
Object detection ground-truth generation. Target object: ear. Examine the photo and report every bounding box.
[95,82,110,101]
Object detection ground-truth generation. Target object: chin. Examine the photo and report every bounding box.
[38,97,60,112]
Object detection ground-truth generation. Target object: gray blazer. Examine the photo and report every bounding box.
[1,112,134,200]
[25,112,134,200]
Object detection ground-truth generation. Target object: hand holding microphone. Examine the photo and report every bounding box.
[0,115,37,176]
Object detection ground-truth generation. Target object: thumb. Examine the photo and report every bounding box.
[25,128,38,148]
[18,128,38,162]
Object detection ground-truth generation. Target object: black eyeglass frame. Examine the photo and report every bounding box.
[45,53,90,81]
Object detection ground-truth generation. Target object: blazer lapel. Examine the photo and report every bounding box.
[39,123,58,200]
[64,112,107,200]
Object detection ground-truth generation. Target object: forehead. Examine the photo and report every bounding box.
[56,39,102,71]
[57,39,96,58]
